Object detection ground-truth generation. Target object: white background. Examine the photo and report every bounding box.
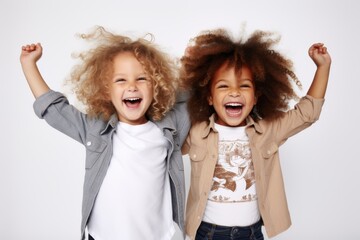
[1,0,359,239]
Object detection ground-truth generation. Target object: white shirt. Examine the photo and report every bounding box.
[88,121,174,240]
[202,123,260,226]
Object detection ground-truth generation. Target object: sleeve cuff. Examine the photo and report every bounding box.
[33,90,66,119]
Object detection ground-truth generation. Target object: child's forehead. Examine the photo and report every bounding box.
[114,51,137,60]
[112,52,144,66]
[111,52,148,76]
[217,61,253,77]
[207,63,254,88]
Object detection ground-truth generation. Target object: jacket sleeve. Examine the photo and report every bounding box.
[33,90,94,145]
[272,95,325,144]
[173,90,191,148]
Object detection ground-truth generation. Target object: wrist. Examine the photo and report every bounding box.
[21,60,38,69]
[316,63,331,71]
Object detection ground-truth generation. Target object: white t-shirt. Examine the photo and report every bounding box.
[88,121,174,240]
[202,123,260,226]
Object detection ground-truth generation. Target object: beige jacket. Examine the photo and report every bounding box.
[182,95,324,239]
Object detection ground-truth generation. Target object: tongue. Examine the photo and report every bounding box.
[226,106,242,115]
[125,101,140,108]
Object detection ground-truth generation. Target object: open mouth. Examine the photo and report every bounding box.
[123,97,142,108]
[225,102,243,115]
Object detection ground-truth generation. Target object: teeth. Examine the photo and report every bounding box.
[124,98,140,101]
[225,103,242,107]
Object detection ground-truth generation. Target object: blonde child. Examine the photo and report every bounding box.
[20,27,190,240]
[180,29,331,239]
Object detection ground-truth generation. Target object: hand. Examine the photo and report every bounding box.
[20,43,43,65]
[306,43,331,98]
[308,43,331,67]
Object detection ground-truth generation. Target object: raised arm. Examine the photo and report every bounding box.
[20,43,50,98]
[306,43,332,99]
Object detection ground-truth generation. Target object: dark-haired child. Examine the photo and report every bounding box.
[181,29,331,239]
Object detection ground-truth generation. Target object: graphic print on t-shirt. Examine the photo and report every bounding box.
[209,139,257,203]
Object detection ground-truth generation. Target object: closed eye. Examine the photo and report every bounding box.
[217,84,228,89]
[239,79,254,88]
[114,78,126,83]
[137,77,148,81]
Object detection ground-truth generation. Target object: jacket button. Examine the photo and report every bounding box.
[86,141,92,146]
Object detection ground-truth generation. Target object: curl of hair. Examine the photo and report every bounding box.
[180,28,301,124]
[69,26,177,121]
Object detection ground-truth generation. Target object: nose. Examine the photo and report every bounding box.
[127,81,138,92]
[229,88,240,97]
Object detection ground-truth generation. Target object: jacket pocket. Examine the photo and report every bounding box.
[188,146,207,177]
[85,134,107,169]
[261,142,279,159]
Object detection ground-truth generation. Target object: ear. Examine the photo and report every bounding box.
[254,90,261,105]
[208,95,213,105]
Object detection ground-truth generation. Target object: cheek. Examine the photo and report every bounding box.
[107,90,114,101]
[246,92,257,106]
[145,82,154,95]
[141,88,154,104]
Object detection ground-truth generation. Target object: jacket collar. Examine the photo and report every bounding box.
[201,113,263,138]
[154,114,177,135]
[201,114,218,138]
[100,114,118,135]
[246,115,263,134]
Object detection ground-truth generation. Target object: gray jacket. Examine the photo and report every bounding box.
[33,90,190,240]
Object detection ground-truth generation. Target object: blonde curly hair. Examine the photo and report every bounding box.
[69,26,177,121]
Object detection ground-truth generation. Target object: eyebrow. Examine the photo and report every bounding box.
[214,78,253,84]
[240,78,254,83]
[112,72,147,77]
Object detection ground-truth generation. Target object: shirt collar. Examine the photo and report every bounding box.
[201,113,263,138]
[100,113,177,135]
